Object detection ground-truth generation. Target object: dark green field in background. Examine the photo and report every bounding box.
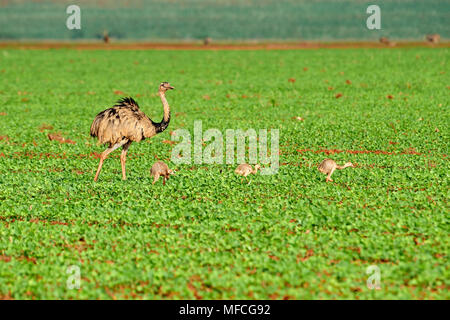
[0,0,449,41]
[0,48,448,299]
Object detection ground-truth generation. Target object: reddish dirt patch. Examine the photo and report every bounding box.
[335,93,343,98]
[162,140,176,145]
[288,78,296,83]
[297,148,423,156]
[65,239,92,253]
[297,249,314,263]
[0,112,6,116]
[48,133,76,144]
[114,90,124,95]
[174,112,186,118]
[89,152,102,159]
[413,237,426,246]
[4,151,145,160]
[187,275,203,300]
[0,291,14,300]
[268,254,280,261]
[0,254,12,262]
[39,123,54,131]
[18,255,37,264]
[2,41,448,51]
[73,169,89,175]
[50,221,69,226]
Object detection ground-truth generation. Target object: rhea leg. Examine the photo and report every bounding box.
[152,173,160,185]
[94,141,127,182]
[120,141,132,180]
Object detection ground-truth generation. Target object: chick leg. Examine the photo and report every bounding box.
[326,168,336,182]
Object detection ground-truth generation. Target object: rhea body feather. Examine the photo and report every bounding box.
[90,97,169,147]
[318,159,339,174]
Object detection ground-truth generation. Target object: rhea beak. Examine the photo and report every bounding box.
[168,86,175,90]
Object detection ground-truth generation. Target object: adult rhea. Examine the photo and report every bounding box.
[90,82,174,181]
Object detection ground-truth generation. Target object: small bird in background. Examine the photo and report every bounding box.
[235,164,261,177]
[318,159,354,182]
[151,161,174,185]
[379,37,396,47]
[426,34,440,44]
[103,30,109,44]
[379,37,389,44]
[203,37,212,46]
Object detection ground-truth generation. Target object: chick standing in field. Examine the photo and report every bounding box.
[151,161,174,185]
[318,159,354,182]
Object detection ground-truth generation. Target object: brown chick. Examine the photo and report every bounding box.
[235,163,261,177]
[318,159,354,182]
[151,161,174,185]
[426,34,440,44]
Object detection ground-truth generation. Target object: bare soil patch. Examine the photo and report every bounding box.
[1,41,448,51]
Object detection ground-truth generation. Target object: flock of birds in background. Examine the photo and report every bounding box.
[101,30,442,47]
[379,33,441,46]
[90,82,355,185]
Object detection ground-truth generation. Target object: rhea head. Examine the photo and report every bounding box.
[159,82,174,93]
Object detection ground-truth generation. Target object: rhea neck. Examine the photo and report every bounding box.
[337,163,352,170]
[154,90,171,134]
[159,90,171,121]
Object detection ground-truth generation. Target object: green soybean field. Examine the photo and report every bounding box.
[0,47,448,299]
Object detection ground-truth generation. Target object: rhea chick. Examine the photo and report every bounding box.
[318,159,354,182]
[235,164,261,177]
[151,161,174,185]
